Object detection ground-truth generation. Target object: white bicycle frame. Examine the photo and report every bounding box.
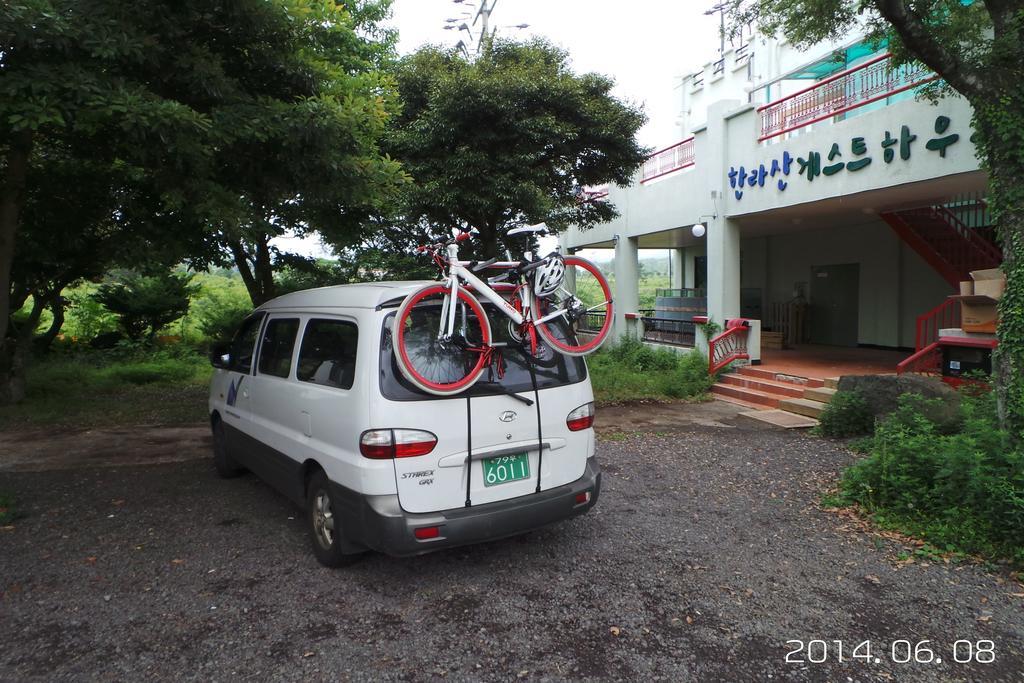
[437,243,569,341]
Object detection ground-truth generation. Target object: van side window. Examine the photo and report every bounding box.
[297,319,358,390]
[230,313,265,374]
[257,318,300,379]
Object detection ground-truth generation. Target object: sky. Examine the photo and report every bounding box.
[389,0,723,148]
[274,0,724,258]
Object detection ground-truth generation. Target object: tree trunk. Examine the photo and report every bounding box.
[0,130,35,405]
[478,224,501,260]
[0,295,44,405]
[972,91,1024,438]
[35,294,66,351]
[992,197,1024,436]
[254,236,276,304]
[228,236,276,306]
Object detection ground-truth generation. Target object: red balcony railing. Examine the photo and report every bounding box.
[757,53,938,141]
[641,137,695,183]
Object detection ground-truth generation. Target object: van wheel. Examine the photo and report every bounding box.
[211,419,244,478]
[307,471,357,567]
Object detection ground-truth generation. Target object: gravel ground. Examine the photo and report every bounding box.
[1,422,1023,682]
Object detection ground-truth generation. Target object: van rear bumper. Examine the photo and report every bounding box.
[330,457,601,557]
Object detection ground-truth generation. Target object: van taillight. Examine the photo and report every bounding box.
[359,429,438,459]
[566,402,595,431]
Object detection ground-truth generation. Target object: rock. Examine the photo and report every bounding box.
[836,374,961,431]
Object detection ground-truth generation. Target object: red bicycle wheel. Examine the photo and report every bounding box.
[531,255,613,356]
[393,283,492,396]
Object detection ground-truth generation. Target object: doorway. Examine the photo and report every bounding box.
[809,263,859,347]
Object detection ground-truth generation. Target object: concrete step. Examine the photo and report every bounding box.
[737,409,819,429]
[803,386,837,404]
[720,373,806,398]
[824,377,840,390]
[710,383,781,409]
[736,365,826,388]
[712,394,773,411]
[778,397,827,419]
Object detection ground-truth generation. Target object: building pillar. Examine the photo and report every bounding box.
[670,248,685,290]
[706,216,741,324]
[613,235,640,339]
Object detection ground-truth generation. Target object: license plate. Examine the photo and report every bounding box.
[482,453,530,487]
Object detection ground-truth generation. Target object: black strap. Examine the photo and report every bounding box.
[465,395,473,507]
[525,355,544,494]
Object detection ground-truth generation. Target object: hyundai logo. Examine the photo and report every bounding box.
[499,410,517,423]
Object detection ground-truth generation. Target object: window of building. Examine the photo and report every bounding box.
[257,318,300,379]
[230,313,265,374]
[296,319,359,390]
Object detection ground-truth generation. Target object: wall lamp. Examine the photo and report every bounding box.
[691,213,716,238]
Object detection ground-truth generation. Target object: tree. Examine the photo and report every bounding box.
[93,271,198,341]
[185,0,406,305]
[1,0,403,402]
[386,39,648,258]
[728,0,1024,435]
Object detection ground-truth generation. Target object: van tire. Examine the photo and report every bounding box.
[211,418,244,478]
[306,471,357,567]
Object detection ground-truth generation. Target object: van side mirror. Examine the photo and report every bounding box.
[209,341,232,369]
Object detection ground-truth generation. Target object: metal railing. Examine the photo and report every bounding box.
[914,299,961,352]
[578,312,607,334]
[655,288,706,298]
[640,137,696,183]
[897,341,942,376]
[757,53,938,141]
[639,309,696,347]
[708,321,750,374]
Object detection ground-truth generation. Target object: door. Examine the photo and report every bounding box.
[809,263,859,346]
[377,309,592,514]
[221,312,265,457]
[247,315,304,491]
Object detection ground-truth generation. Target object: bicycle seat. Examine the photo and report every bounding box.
[506,223,548,237]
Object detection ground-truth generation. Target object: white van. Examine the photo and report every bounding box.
[208,282,601,566]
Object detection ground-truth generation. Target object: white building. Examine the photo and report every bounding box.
[561,30,995,403]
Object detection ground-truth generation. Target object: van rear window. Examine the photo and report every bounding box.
[378,309,587,401]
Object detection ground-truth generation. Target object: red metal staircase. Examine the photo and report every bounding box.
[880,202,1002,288]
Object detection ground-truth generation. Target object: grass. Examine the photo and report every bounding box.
[3,333,714,431]
[827,389,1024,567]
[587,337,714,404]
[0,346,212,430]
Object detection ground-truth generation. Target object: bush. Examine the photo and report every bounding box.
[64,286,119,340]
[665,349,715,399]
[817,390,875,437]
[588,337,713,403]
[834,389,1024,564]
[93,270,198,340]
[190,275,253,342]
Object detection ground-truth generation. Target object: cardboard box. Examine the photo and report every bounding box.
[952,294,998,333]
[970,268,1005,300]
[959,280,973,296]
[761,331,785,350]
